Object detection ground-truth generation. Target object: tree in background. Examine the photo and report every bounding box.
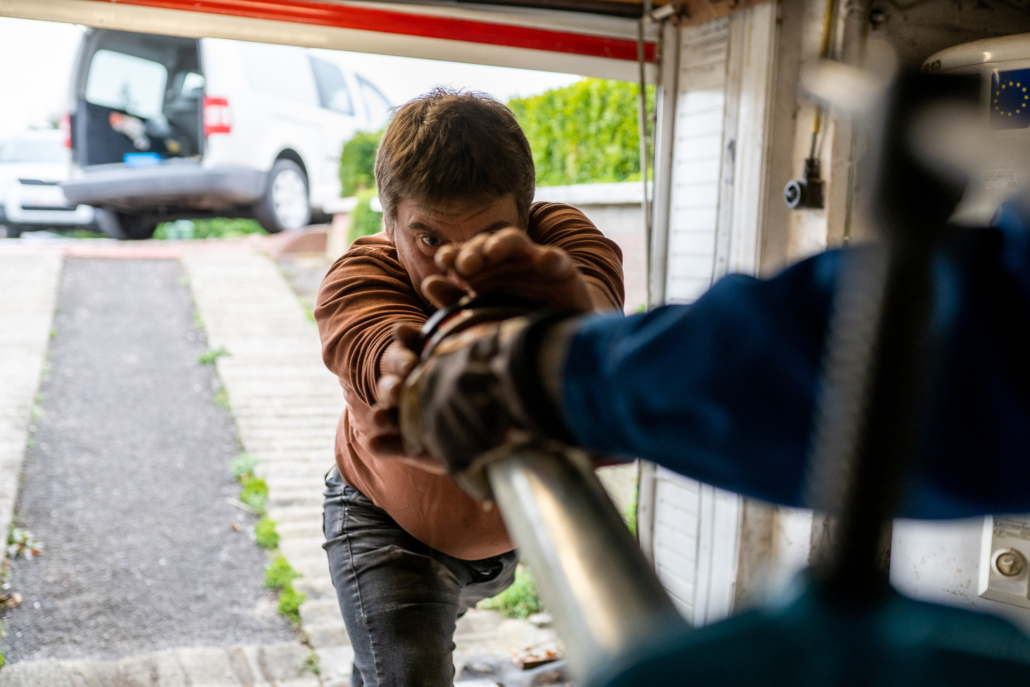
[336,79,652,245]
[508,78,654,187]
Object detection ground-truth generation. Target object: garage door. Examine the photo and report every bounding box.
[640,2,778,626]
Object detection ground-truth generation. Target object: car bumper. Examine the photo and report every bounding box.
[62,161,267,211]
[2,186,96,227]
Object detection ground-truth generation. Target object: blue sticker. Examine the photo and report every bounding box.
[991,69,1030,130]
[124,152,162,167]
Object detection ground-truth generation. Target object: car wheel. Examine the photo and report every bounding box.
[253,159,310,234]
[95,210,158,240]
[3,225,24,239]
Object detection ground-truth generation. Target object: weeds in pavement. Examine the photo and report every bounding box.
[302,651,320,674]
[278,587,305,625]
[230,455,278,547]
[478,564,541,619]
[198,347,229,365]
[193,311,204,331]
[265,555,306,625]
[0,558,20,610]
[255,517,279,549]
[265,555,300,590]
[230,453,258,480]
[213,385,230,410]
[7,529,42,560]
[0,558,13,665]
[240,477,268,513]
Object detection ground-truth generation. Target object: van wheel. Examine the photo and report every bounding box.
[95,210,158,240]
[254,159,310,234]
[4,225,24,239]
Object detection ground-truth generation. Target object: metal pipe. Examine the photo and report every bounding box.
[487,444,686,682]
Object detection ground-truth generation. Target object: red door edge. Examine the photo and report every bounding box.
[81,0,658,63]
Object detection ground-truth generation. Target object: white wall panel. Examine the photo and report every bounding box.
[647,3,780,627]
[653,468,702,620]
[664,18,731,304]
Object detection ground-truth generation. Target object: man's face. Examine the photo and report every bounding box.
[386,194,524,302]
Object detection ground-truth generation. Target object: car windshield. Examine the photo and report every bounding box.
[0,139,67,163]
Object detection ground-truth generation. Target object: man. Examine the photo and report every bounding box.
[314,88,624,687]
[373,204,1030,521]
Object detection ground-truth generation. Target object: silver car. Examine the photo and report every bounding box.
[0,129,96,238]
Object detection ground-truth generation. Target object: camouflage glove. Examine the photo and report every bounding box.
[400,312,577,500]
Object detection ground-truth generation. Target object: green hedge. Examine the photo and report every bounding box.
[508,78,654,187]
[348,188,384,244]
[339,130,383,198]
[334,79,650,242]
[154,218,266,240]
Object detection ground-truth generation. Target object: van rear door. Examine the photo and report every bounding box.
[72,30,203,168]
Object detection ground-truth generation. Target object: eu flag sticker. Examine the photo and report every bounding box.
[991,69,1030,129]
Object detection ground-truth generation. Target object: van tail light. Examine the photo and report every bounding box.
[60,113,72,148]
[203,97,232,136]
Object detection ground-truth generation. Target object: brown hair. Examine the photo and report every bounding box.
[374,88,535,224]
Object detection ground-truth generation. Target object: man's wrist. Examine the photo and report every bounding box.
[506,312,580,444]
[537,318,578,412]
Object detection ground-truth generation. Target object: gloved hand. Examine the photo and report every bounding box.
[400,312,578,500]
[367,227,593,485]
[369,300,580,500]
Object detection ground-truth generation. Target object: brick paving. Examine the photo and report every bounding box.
[181,251,354,686]
[181,248,563,686]
[0,642,320,687]
[0,246,62,570]
[0,239,560,686]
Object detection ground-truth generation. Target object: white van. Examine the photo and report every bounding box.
[61,29,392,239]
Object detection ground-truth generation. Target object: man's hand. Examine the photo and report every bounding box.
[433,228,595,313]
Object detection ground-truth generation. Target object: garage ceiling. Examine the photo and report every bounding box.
[0,0,770,79]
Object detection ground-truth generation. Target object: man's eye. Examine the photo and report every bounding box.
[421,236,442,248]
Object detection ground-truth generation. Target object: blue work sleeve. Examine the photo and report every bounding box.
[561,219,1030,520]
[562,251,837,510]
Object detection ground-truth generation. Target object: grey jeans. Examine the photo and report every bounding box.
[322,467,518,687]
